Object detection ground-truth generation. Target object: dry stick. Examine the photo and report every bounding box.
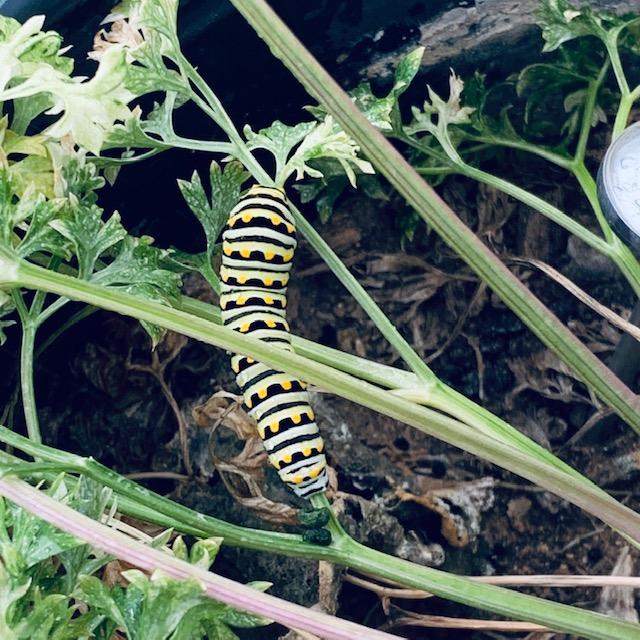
[0,476,400,640]
[508,256,640,343]
[385,614,548,632]
[345,572,640,600]
[229,0,640,431]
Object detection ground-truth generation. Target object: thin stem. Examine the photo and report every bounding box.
[574,63,609,164]
[572,161,616,244]
[18,320,40,443]
[8,258,640,540]
[465,134,573,169]
[10,289,41,443]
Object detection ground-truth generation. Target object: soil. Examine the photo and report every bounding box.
[2,136,638,639]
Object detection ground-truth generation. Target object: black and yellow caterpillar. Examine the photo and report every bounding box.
[219,185,329,498]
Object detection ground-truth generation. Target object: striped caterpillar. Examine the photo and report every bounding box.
[219,185,329,498]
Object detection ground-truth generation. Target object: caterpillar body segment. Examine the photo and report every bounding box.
[220,185,329,498]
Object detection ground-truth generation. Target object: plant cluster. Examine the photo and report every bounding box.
[0,0,638,638]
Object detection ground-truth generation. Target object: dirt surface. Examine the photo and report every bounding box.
[2,135,635,639]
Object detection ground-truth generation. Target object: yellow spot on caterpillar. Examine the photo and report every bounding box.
[283,454,292,464]
[231,361,239,373]
[307,409,315,420]
[292,414,301,424]
[240,323,250,333]
[270,422,280,433]
[223,244,232,256]
[258,388,267,399]
[292,475,303,484]
[286,224,294,233]
[284,251,293,261]
[228,217,236,227]
[240,248,251,258]
[303,447,311,457]
[270,215,279,225]
[264,251,274,260]
[309,468,320,479]
[247,357,255,364]
[265,319,275,328]
[220,299,227,310]
[281,381,292,391]
[237,275,247,284]
[242,213,252,222]
[264,296,273,305]
[237,296,247,305]
[263,276,273,286]
[245,397,253,408]
[318,441,324,452]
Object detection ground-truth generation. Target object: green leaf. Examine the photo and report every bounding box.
[50,206,127,279]
[104,106,169,150]
[121,570,208,640]
[15,196,70,261]
[92,236,182,346]
[408,71,475,138]
[60,154,106,205]
[8,155,55,200]
[164,248,220,293]
[125,34,186,96]
[178,160,247,260]
[75,576,127,630]
[5,500,82,569]
[391,46,424,98]
[244,120,316,177]
[0,46,134,155]
[189,537,223,570]
[311,47,424,132]
[138,0,180,40]
[285,116,374,187]
[536,0,621,51]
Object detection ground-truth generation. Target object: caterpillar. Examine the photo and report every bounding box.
[219,184,329,498]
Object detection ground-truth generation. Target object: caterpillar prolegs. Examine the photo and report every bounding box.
[219,185,329,498]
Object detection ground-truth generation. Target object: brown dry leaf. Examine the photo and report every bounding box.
[192,391,255,440]
[195,391,299,525]
[597,546,639,623]
[506,350,591,407]
[102,560,130,588]
[396,478,495,548]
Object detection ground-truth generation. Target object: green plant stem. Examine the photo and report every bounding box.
[9,291,41,443]
[1,441,638,639]
[575,63,609,164]
[228,0,640,434]
[4,253,640,540]
[465,134,573,169]
[572,161,615,243]
[18,321,40,444]
[605,32,640,140]
[28,287,598,488]
[612,83,640,139]
[572,162,640,297]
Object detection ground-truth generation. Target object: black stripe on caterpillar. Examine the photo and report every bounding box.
[219,184,329,498]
